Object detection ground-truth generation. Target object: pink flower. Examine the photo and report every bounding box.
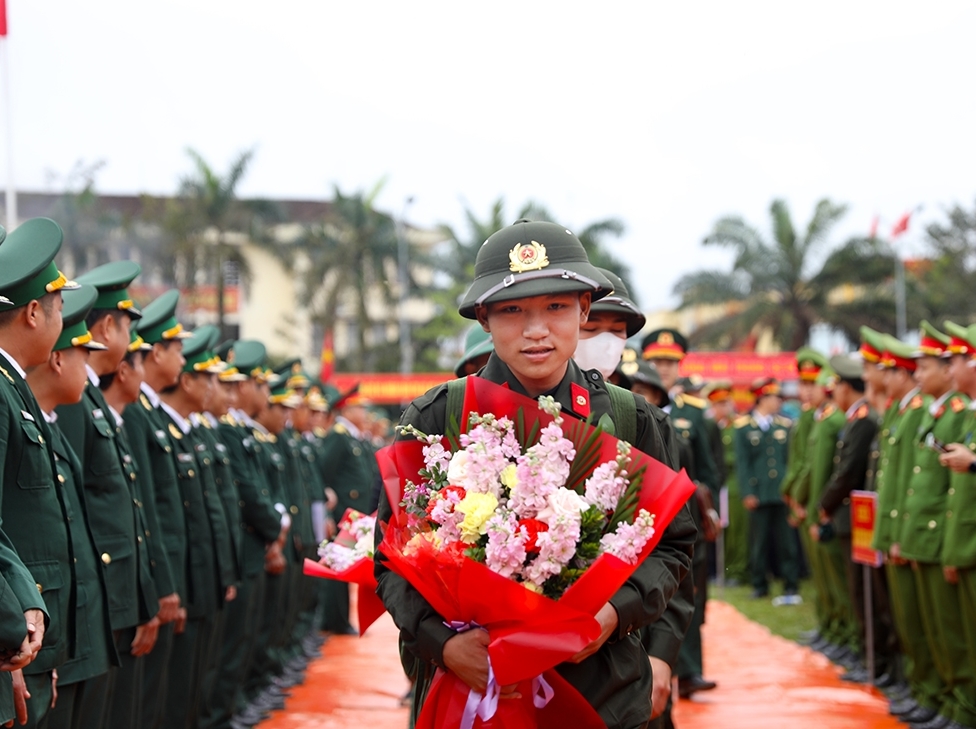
[485,510,529,578]
[599,510,656,565]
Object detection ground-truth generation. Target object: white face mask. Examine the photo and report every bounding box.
[574,331,628,380]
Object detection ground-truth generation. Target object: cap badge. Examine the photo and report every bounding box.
[658,332,674,346]
[622,348,637,363]
[509,241,550,273]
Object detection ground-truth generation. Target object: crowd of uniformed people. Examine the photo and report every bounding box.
[0,218,384,729]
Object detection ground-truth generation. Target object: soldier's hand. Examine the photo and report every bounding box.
[743,496,759,511]
[24,610,44,658]
[325,518,337,540]
[808,524,820,543]
[11,669,29,726]
[157,593,181,624]
[568,602,618,664]
[50,669,57,709]
[648,656,672,719]
[944,566,960,585]
[939,443,976,473]
[443,628,491,693]
[131,616,160,656]
[325,488,339,511]
[174,608,187,635]
[225,586,237,602]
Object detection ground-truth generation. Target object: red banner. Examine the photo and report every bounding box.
[680,352,797,383]
[329,373,452,405]
[851,490,882,567]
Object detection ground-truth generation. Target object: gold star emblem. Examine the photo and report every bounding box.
[508,241,550,273]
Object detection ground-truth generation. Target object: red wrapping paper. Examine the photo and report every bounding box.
[302,557,386,636]
[378,376,697,727]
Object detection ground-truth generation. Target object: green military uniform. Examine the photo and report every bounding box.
[0,219,80,726]
[734,406,798,596]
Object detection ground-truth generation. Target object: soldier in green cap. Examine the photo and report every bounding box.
[455,324,494,377]
[157,326,236,728]
[123,288,190,728]
[0,218,80,726]
[892,321,973,729]
[376,219,695,729]
[937,321,976,729]
[54,261,161,727]
[860,326,891,415]
[24,283,118,728]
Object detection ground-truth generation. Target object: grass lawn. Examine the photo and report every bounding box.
[708,579,818,643]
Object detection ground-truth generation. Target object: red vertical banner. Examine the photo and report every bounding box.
[0,0,7,37]
[851,490,882,567]
[319,329,334,383]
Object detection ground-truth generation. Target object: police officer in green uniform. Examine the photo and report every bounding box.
[0,218,80,726]
[642,328,721,701]
[734,378,798,600]
[55,261,161,728]
[157,323,236,728]
[896,321,973,729]
[320,386,380,634]
[376,220,695,729]
[25,284,118,728]
[938,321,976,729]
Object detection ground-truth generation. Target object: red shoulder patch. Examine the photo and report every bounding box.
[570,382,591,419]
[951,397,966,413]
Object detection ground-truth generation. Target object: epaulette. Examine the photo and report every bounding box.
[951,397,966,413]
[801,403,813,412]
[774,415,792,428]
[673,417,693,430]
[909,395,924,410]
[0,365,13,384]
[253,429,267,443]
[200,417,212,429]
[333,423,347,435]
[140,393,153,411]
[851,404,869,420]
[219,413,237,426]
[821,404,836,419]
[680,394,706,409]
[312,426,327,438]
[734,415,752,429]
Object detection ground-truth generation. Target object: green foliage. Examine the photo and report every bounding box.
[713,582,817,642]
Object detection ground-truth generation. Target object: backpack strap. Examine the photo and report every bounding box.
[446,376,467,440]
[606,383,637,445]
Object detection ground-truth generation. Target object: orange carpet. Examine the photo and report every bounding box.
[262,597,903,728]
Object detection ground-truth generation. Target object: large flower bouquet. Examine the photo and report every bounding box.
[303,508,385,636]
[377,377,696,728]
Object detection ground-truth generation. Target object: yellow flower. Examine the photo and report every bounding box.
[405,531,442,555]
[456,492,499,544]
[522,581,543,594]
[500,464,518,490]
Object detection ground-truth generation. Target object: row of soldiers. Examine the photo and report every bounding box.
[0,217,377,729]
[770,324,976,729]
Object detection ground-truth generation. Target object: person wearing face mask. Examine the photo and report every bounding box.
[572,268,641,380]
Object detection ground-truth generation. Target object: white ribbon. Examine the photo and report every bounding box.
[531,673,554,709]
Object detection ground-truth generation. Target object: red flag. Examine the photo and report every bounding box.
[891,211,911,238]
[0,0,7,36]
[869,215,879,240]
[319,329,334,383]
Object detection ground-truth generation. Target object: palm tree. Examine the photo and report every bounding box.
[290,182,402,371]
[673,198,897,349]
[166,147,281,338]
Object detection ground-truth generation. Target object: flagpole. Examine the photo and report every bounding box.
[1,34,14,229]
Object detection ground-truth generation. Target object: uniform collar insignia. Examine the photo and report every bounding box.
[570,382,590,418]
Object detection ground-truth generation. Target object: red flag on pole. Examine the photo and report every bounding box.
[0,0,7,37]
[891,212,911,239]
[319,329,335,383]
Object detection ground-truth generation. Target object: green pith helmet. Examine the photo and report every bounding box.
[54,284,109,352]
[180,329,224,375]
[454,324,494,377]
[0,218,80,308]
[589,268,645,337]
[457,220,613,320]
[75,260,144,319]
[136,290,192,344]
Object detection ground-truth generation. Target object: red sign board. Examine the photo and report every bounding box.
[680,352,798,382]
[851,490,882,567]
[329,373,453,405]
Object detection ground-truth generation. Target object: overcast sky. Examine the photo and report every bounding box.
[2,0,974,310]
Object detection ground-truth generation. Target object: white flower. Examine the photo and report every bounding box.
[536,487,589,526]
[447,449,472,487]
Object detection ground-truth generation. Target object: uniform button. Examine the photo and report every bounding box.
[289,505,298,515]
[843,497,850,505]
[769,470,777,478]
[203,490,209,497]
[877,470,884,478]
[204,458,210,465]
[947,511,953,518]
[38,435,44,444]
[57,474,65,483]
[350,489,360,499]
[890,509,898,518]
[833,456,840,464]
[907,489,914,496]
[928,520,937,529]
[913,466,921,474]
[35,583,42,593]
[130,473,136,481]
[889,437,896,445]
[165,446,172,453]
[151,560,156,567]
[872,451,879,459]
[767,458,776,467]
[239,500,246,508]
[137,536,143,543]
[262,489,269,496]
[146,530,151,537]
[188,469,195,478]
[948,488,955,496]
[767,448,774,455]
[184,500,190,507]
[101,553,112,565]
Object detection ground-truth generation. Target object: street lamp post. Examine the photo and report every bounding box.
[397,196,415,375]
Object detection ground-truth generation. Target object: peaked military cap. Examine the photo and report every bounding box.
[641,328,688,361]
[879,334,917,371]
[229,340,268,379]
[796,346,828,382]
[275,358,311,390]
[858,326,885,363]
[589,268,646,337]
[944,321,976,357]
[268,380,301,408]
[915,320,950,358]
[454,324,494,377]
[829,354,864,382]
[677,374,704,394]
[136,290,192,344]
[75,260,143,319]
[127,329,152,353]
[751,377,781,399]
[457,220,613,319]
[180,328,223,374]
[704,379,733,402]
[54,284,109,352]
[0,218,79,308]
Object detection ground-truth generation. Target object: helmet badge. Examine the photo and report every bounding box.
[509,241,550,273]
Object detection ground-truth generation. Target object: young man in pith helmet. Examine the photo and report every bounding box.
[375,219,696,729]
[640,327,720,701]
[25,283,117,729]
[573,268,644,381]
[455,324,494,378]
[937,322,976,729]
[54,261,161,728]
[0,218,80,727]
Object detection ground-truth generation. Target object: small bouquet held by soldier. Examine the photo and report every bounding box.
[377,375,696,728]
[303,508,385,635]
